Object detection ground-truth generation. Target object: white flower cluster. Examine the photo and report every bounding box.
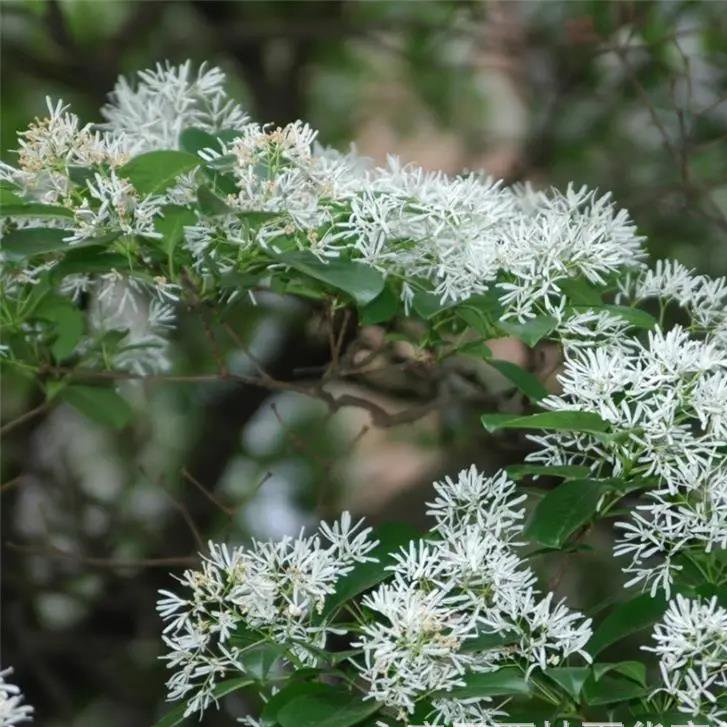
[645,595,727,724]
[0,97,128,205]
[626,258,727,346]
[529,320,727,596]
[156,513,377,717]
[1,61,649,377]
[65,171,162,245]
[528,253,727,599]
[100,60,249,154]
[186,122,362,268]
[0,668,33,727]
[189,144,646,321]
[355,466,592,723]
[83,273,177,375]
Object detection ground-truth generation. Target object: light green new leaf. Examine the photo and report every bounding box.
[559,277,604,306]
[278,251,385,307]
[506,464,591,480]
[481,410,610,435]
[196,185,234,216]
[412,291,454,320]
[51,246,129,278]
[260,682,332,726]
[238,641,286,682]
[120,150,201,195]
[60,385,133,429]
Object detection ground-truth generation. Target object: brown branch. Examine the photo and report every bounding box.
[609,37,727,234]
[41,365,484,429]
[0,476,24,494]
[1,402,49,437]
[181,467,236,517]
[6,542,196,569]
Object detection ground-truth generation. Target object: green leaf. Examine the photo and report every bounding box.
[695,583,727,608]
[60,385,133,429]
[120,150,200,195]
[0,186,23,204]
[260,681,332,726]
[582,673,650,705]
[593,661,647,686]
[196,185,234,216]
[2,227,68,257]
[51,246,129,278]
[239,641,286,681]
[481,410,610,435]
[456,341,493,359]
[498,315,557,347]
[525,479,608,548]
[278,251,385,307]
[413,291,456,320]
[319,523,419,620]
[546,666,590,700]
[0,202,74,219]
[506,464,591,480]
[155,205,196,257]
[150,677,253,727]
[359,285,399,325]
[559,278,604,306]
[443,667,530,699]
[179,127,221,156]
[486,359,548,402]
[277,686,379,727]
[36,297,84,361]
[587,593,668,656]
[603,304,657,330]
[461,629,518,652]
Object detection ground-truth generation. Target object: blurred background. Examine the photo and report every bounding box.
[1,1,726,725]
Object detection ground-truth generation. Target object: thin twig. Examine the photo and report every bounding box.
[181,467,235,517]
[140,468,204,550]
[6,542,196,569]
[1,402,49,437]
[0,476,24,493]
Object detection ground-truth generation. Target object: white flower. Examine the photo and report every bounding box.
[158,513,377,717]
[3,97,126,204]
[644,595,727,721]
[101,60,249,153]
[355,582,478,717]
[87,274,174,375]
[0,668,33,726]
[356,465,591,720]
[65,171,163,244]
[426,466,526,540]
